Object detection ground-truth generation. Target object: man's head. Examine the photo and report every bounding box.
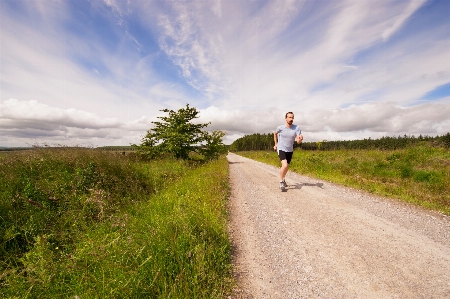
[285,112,294,125]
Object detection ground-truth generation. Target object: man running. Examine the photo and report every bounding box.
[273,112,303,190]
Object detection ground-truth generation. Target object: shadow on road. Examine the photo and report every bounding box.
[288,182,324,190]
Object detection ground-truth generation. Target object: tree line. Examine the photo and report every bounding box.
[229,132,450,152]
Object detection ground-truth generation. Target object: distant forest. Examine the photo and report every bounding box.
[229,132,450,152]
[3,133,449,153]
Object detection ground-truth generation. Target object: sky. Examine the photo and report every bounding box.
[1,0,449,147]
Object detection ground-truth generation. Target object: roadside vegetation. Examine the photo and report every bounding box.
[0,147,233,297]
[237,146,450,215]
[1,104,233,298]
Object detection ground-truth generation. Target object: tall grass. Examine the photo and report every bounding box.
[1,149,233,298]
[239,146,450,215]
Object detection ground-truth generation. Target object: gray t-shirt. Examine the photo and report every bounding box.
[275,124,302,152]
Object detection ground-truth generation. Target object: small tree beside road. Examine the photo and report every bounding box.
[135,104,227,160]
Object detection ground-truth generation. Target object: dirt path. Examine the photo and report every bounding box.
[227,153,450,299]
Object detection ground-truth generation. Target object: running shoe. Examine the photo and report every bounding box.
[282,180,288,188]
[279,181,285,190]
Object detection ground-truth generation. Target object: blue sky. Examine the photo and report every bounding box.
[1,0,449,147]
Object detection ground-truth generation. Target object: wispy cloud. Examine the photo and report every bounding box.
[381,0,428,41]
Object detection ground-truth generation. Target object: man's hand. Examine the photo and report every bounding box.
[297,134,303,143]
[273,145,277,150]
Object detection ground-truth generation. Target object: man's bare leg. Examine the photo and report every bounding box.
[280,159,289,181]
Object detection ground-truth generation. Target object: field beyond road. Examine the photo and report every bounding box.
[236,146,450,215]
[228,153,450,298]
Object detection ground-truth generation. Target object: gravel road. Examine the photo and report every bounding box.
[227,153,450,299]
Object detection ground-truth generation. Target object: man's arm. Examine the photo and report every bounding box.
[273,132,278,150]
[296,134,303,144]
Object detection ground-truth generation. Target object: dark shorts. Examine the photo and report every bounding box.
[278,150,293,164]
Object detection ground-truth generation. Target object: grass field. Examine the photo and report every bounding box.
[237,146,450,215]
[0,148,234,298]
[2,144,448,297]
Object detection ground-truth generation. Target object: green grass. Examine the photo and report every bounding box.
[2,145,447,297]
[237,146,450,215]
[1,149,234,298]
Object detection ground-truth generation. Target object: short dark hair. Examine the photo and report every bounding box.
[285,112,294,118]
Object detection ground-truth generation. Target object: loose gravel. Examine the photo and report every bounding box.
[227,153,450,299]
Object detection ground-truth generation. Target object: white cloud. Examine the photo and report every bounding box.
[198,106,281,134]
[197,99,450,144]
[0,99,149,147]
[0,99,120,129]
[312,101,450,134]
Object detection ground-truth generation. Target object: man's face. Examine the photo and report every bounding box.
[285,113,294,125]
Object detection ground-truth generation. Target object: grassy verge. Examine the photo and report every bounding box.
[237,146,450,215]
[1,149,233,298]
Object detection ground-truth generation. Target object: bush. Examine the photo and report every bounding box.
[134,104,227,160]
